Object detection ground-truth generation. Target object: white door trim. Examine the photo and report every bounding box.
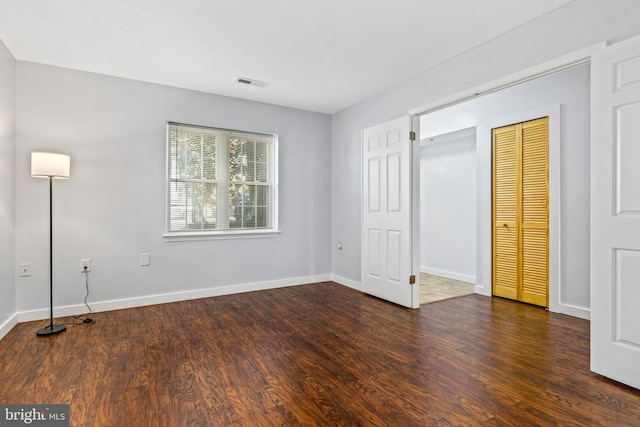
[409,42,605,116]
[410,115,421,308]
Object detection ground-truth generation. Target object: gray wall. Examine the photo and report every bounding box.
[331,0,640,303]
[14,62,331,315]
[0,39,15,329]
[420,129,477,284]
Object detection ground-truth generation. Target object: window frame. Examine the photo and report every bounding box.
[163,122,279,241]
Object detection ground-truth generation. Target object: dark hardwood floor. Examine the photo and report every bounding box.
[1,282,639,426]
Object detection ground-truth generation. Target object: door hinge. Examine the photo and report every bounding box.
[409,275,416,285]
[409,131,416,141]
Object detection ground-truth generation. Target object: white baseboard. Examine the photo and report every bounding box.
[0,313,19,341]
[474,284,490,296]
[557,303,590,320]
[16,274,332,324]
[420,267,476,284]
[3,273,590,342]
[331,274,361,291]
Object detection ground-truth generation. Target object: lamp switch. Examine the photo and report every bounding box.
[20,263,31,277]
[81,259,91,272]
[140,253,150,266]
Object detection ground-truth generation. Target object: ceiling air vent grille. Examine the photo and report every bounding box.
[236,77,268,88]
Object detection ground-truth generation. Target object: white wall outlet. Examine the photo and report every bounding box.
[337,241,344,254]
[19,263,31,277]
[140,253,150,267]
[81,259,91,272]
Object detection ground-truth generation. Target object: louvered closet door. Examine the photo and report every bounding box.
[520,118,549,306]
[492,117,549,307]
[493,124,519,300]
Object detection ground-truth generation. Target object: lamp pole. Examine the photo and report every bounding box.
[37,175,66,336]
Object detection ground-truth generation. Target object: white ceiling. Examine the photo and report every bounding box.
[0,0,574,114]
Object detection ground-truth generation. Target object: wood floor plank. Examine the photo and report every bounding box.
[1,281,639,426]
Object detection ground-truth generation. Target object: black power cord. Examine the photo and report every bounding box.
[78,266,94,324]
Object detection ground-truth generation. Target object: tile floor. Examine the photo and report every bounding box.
[419,273,475,304]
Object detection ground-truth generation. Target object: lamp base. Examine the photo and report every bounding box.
[36,324,66,336]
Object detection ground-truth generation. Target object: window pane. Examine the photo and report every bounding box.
[256,162,267,182]
[255,141,267,162]
[245,161,255,181]
[229,183,244,228]
[202,135,216,180]
[229,183,247,208]
[256,185,268,206]
[228,183,269,229]
[186,133,202,179]
[256,207,268,228]
[169,129,183,180]
[169,181,217,230]
[242,139,255,162]
[168,180,187,230]
[229,138,242,181]
[199,182,217,228]
[242,140,257,182]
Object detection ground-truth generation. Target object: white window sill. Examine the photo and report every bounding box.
[163,229,281,242]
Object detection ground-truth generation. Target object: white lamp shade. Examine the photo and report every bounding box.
[31,152,71,179]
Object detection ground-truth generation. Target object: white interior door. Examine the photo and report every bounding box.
[591,34,640,389]
[361,116,419,308]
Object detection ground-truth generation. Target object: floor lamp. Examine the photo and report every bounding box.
[31,152,70,336]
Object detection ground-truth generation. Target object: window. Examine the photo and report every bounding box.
[165,123,278,239]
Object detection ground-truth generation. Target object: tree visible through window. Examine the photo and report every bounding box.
[167,123,276,234]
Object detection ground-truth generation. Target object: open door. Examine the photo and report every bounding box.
[591,34,640,389]
[361,116,419,308]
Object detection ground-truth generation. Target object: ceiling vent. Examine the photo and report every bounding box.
[236,77,268,88]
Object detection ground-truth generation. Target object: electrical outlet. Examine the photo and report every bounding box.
[337,241,344,254]
[81,259,91,272]
[19,263,31,277]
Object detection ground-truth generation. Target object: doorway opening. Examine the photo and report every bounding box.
[419,127,477,304]
[415,62,589,317]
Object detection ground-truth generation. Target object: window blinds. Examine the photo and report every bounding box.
[167,123,273,232]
